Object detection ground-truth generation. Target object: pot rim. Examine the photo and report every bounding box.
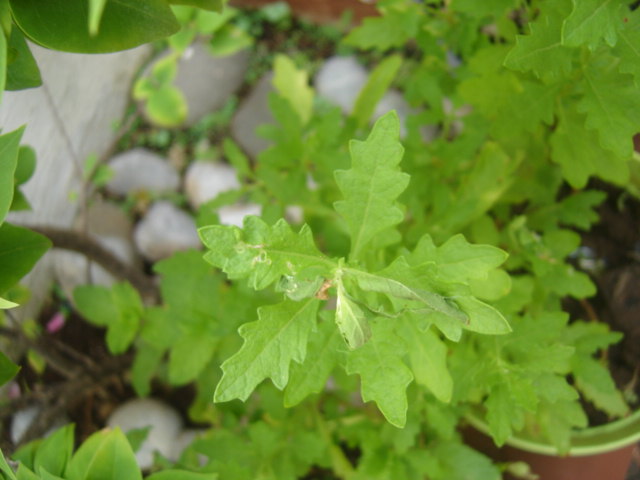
[466,409,640,457]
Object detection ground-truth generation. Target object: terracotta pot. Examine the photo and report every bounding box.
[229,0,378,23]
[464,410,640,480]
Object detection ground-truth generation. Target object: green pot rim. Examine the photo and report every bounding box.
[466,409,640,457]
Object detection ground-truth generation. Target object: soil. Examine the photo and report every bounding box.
[564,180,640,425]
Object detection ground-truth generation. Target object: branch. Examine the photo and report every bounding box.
[30,226,160,304]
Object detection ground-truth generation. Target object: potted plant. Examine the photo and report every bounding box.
[1,0,639,479]
[465,409,640,480]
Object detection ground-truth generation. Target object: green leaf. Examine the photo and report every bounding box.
[214,298,320,402]
[572,356,629,417]
[485,375,537,446]
[346,321,413,427]
[614,9,640,83]
[451,0,517,18]
[5,27,41,90]
[352,54,402,130]
[432,442,501,480]
[66,428,142,480]
[16,464,38,480]
[455,297,511,335]
[0,350,18,387]
[0,448,17,480]
[283,319,343,407]
[169,0,224,12]
[34,424,74,478]
[272,55,313,125]
[504,2,575,80]
[412,234,507,283]
[208,24,253,56]
[131,344,162,397]
[344,3,420,50]
[168,332,218,385]
[577,57,640,158]
[10,0,180,53]
[145,85,188,127]
[0,127,25,225]
[88,0,108,35]
[561,0,624,49]
[14,146,36,185]
[335,275,370,349]
[346,260,469,326]
[334,112,409,261]
[74,283,143,354]
[0,223,50,295]
[550,105,628,187]
[398,321,452,403]
[0,296,17,309]
[200,216,333,292]
[146,471,219,480]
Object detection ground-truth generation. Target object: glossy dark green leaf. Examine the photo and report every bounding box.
[0,223,50,295]
[10,0,179,53]
[169,0,224,12]
[5,27,41,90]
[0,127,24,225]
[0,350,19,387]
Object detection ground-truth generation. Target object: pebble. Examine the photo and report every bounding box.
[106,148,180,196]
[106,398,183,470]
[373,89,412,138]
[315,56,368,114]
[174,42,250,126]
[11,405,67,444]
[184,161,240,209]
[218,203,262,227]
[133,201,201,261]
[230,73,274,158]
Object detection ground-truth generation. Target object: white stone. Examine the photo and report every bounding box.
[315,56,368,114]
[218,203,262,227]
[184,161,240,209]
[373,89,412,138]
[230,73,274,158]
[106,398,183,470]
[11,405,68,444]
[174,42,250,126]
[285,206,304,224]
[134,202,201,262]
[107,148,180,196]
[11,406,39,444]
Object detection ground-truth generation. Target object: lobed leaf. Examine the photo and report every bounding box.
[398,320,452,403]
[214,298,320,402]
[561,0,623,49]
[578,57,640,158]
[199,216,333,292]
[272,55,314,126]
[284,319,343,407]
[334,112,409,262]
[504,0,574,80]
[346,321,413,427]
